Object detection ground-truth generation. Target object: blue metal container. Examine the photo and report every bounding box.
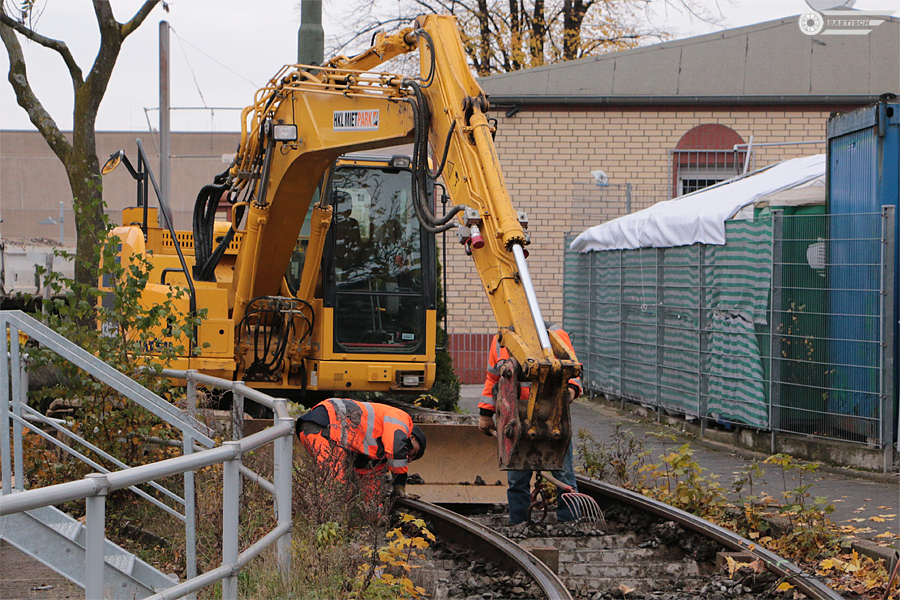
[826,97,899,443]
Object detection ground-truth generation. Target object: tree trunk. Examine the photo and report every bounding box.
[508,0,521,71]
[563,0,591,61]
[530,0,546,66]
[66,149,104,290]
[474,0,493,76]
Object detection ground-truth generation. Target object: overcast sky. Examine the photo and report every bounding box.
[0,0,897,133]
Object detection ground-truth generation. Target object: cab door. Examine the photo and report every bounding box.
[324,162,435,356]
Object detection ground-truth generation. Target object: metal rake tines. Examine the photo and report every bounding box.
[561,492,607,529]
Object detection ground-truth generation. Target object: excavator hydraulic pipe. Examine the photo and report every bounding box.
[466,110,525,249]
[512,244,551,352]
[328,28,418,72]
[296,204,332,302]
[231,205,269,328]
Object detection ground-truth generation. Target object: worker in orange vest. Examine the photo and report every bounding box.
[295,398,427,497]
[479,323,583,524]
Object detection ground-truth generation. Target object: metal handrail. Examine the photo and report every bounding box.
[1,311,296,599]
[0,422,291,515]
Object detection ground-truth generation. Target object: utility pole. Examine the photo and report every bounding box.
[298,0,324,65]
[159,20,171,222]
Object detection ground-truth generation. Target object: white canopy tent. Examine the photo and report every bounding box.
[569,154,826,253]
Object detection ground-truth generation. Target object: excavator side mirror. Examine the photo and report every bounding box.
[102,150,125,175]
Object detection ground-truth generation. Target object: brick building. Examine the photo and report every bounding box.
[446,15,900,382]
[2,16,898,385]
[0,131,235,241]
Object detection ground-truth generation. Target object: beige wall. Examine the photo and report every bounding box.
[0,107,858,379]
[442,104,855,342]
[0,130,239,241]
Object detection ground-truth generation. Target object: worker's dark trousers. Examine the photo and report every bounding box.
[506,440,577,525]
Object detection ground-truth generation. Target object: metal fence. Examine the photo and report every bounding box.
[563,209,896,469]
[569,184,671,234]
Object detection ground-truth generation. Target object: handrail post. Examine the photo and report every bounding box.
[186,370,197,415]
[11,326,24,491]
[85,473,109,600]
[221,441,242,599]
[274,413,294,580]
[183,430,197,600]
[1,319,11,494]
[232,390,244,442]
[185,369,199,599]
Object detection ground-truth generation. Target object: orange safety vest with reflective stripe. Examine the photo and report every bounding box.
[310,398,415,477]
[479,325,583,415]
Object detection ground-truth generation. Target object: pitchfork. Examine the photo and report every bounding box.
[534,472,607,530]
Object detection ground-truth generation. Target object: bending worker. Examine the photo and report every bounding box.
[296,398,427,497]
[479,323,583,525]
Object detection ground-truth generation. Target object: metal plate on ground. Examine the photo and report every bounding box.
[408,424,507,504]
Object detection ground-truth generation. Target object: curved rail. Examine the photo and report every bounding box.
[575,476,843,600]
[396,497,573,600]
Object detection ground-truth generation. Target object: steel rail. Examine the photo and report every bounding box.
[396,497,573,600]
[575,476,844,600]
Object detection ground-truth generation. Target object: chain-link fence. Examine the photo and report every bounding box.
[569,184,671,234]
[563,208,895,456]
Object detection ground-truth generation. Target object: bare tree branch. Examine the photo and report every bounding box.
[120,0,161,39]
[0,10,83,87]
[0,9,71,163]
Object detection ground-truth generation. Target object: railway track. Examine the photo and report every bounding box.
[397,476,844,600]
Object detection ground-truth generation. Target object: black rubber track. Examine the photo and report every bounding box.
[576,476,844,600]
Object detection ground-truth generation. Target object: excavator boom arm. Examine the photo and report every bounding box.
[227,15,580,469]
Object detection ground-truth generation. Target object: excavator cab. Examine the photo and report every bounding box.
[326,158,434,355]
[284,153,437,390]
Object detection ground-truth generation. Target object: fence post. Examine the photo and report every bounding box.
[222,441,242,600]
[10,326,23,491]
[1,319,11,494]
[881,206,895,473]
[618,250,625,406]
[85,473,109,600]
[769,210,784,454]
[656,248,662,419]
[698,245,707,437]
[274,413,294,580]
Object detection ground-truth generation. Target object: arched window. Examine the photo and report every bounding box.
[671,124,746,196]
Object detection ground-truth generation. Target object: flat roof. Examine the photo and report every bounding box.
[479,15,899,106]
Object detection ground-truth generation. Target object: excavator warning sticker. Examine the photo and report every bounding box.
[333,110,379,131]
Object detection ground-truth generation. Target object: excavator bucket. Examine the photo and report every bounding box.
[494,357,571,471]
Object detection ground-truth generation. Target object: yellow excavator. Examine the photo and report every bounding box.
[102,14,580,472]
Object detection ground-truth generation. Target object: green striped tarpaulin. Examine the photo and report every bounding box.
[563,218,772,428]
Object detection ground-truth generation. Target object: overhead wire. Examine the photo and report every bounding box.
[170,26,209,110]
[167,28,260,90]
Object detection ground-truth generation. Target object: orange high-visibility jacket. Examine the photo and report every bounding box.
[304,398,415,477]
[479,324,583,415]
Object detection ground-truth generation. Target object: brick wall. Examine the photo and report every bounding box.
[443,104,855,378]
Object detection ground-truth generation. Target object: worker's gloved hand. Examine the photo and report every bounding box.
[392,484,408,498]
[479,414,496,437]
[568,386,578,404]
